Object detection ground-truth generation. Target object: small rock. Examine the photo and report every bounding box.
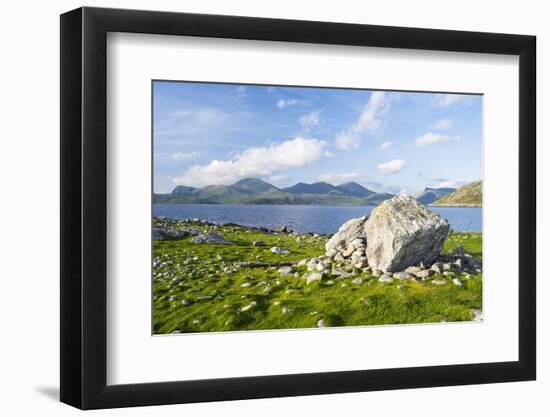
[304,272,324,285]
[181,299,191,306]
[414,269,434,280]
[240,282,253,287]
[317,319,326,328]
[251,240,266,246]
[278,266,294,276]
[431,262,444,274]
[282,307,292,314]
[270,247,290,254]
[241,301,257,312]
[352,278,363,284]
[396,285,403,290]
[325,280,334,286]
[372,269,383,277]
[191,232,234,245]
[431,279,446,285]
[192,319,201,325]
[379,275,394,283]
[452,278,463,286]
[394,272,413,280]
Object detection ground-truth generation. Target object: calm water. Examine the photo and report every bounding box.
[154,204,482,234]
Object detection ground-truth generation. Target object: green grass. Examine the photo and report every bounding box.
[153,221,482,334]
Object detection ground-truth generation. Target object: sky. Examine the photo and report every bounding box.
[153,81,482,195]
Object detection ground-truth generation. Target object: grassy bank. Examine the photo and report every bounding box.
[153,220,482,334]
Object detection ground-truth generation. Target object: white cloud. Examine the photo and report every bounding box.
[171,151,200,161]
[380,141,392,150]
[335,91,390,150]
[433,118,453,130]
[377,159,406,174]
[173,137,328,186]
[335,132,361,150]
[318,173,361,184]
[323,150,336,158]
[298,111,321,127]
[415,132,450,147]
[434,94,464,107]
[277,99,306,109]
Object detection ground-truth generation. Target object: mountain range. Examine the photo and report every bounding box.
[153,178,457,206]
[431,181,482,207]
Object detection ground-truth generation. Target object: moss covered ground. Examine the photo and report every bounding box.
[153,220,482,334]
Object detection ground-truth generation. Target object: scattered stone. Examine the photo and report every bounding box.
[278,266,294,276]
[297,259,308,267]
[452,278,463,287]
[191,232,234,245]
[372,269,383,277]
[396,285,403,290]
[431,262,444,274]
[431,279,447,285]
[304,272,324,285]
[240,282,253,287]
[181,299,191,306]
[365,196,450,272]
[192,319,201,325]
[352,278,363,284]
[282,307,292,314]
[270,247,290,254]
[239,261,294,268]
[379,275,394,283]
[325,280,334,286]
[414,269,434,279]
[317,319,326,328]
[394,272,413,280]
[152,227,189,241]
[251,240,266,246]
[241,301,257,312]
[404,266,422,274]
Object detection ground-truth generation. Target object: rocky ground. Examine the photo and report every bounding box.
[152,211,483,334]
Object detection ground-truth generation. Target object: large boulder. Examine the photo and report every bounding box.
[325,216,368,255]
[365,196,449,272]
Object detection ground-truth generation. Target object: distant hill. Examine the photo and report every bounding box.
[153,178,394,206]
[417,187,456,204]
[431,181,482,207]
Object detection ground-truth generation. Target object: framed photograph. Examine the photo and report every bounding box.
[60,6,536,409]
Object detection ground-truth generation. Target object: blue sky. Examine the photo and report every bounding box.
[153,81,482,195]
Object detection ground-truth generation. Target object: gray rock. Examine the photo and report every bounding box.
[365,196,450,272]
[278,266,294,276]
[304,272,324,285]
[317,319,326,328]
[325,216,368,254]
[414,269,434,279]
[379,275,394,283]
[270,247,290,254]
[452,278,463,286]
[191,232,234,245]
[241,301,257,312]
[372,269,383,277]
[431,279,447,285]
[352,277,363,284]
[181,299,191,306]
[251,240,266,246]
[431,262,444,274]
[394,272,413,280]
[152,227,189,240]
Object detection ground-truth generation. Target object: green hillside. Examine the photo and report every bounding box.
[432,181,482,207]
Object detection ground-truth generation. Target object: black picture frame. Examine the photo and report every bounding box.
[60,6,536,410]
